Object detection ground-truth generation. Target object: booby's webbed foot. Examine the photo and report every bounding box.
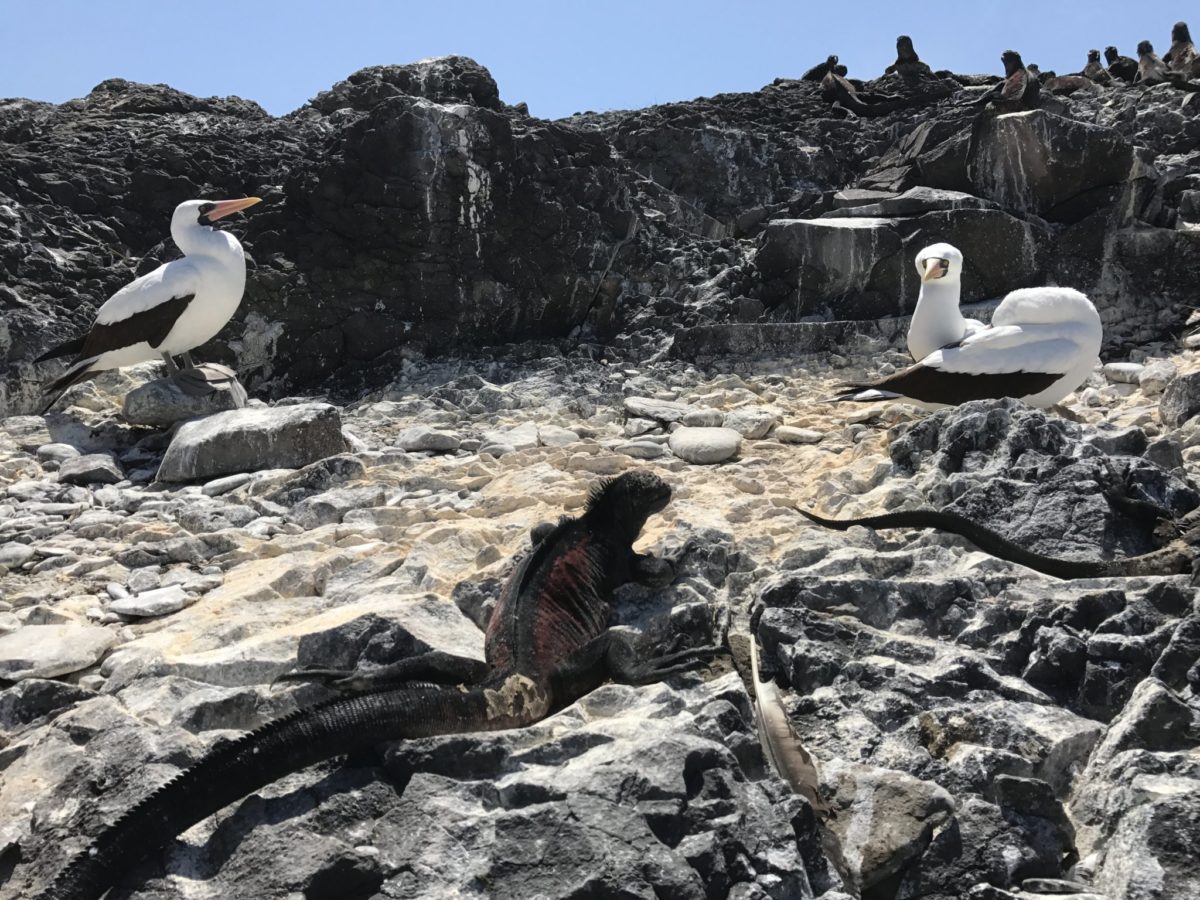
[171,362,249,407]
[274,650,491,693]
[160,352,180,375]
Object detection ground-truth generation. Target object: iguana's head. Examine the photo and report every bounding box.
[586,470,672,537]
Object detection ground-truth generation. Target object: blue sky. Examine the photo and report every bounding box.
[0,1,1188,118]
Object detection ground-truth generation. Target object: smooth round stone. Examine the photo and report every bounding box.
[775,426,824,444]
[722,408,779,439]
[667,427,741,465]
[0,544,36,568]
[682,408,724,427]
[36,443,81,463]
[397,425,461,453]
[1102,362,1144,384]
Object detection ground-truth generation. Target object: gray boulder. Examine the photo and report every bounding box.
[57,453,123,486]
[157,403,351,483]
[123,377,242,427]
[967,110,1135,222]
[1159,371,1200,427]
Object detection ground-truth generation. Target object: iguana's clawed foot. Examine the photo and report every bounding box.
[272,667,381,693]
[614,644,723,686]
[272,650,490,694]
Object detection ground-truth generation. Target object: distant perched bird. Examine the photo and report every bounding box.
[885,35,933,78]
[969,50,1041,111]
[1165,21,1200,77]
[834,278,1102,410]
[906,243,984,362]
[1136,40,1172,83]
[37,197,262,412]
[1081,49,1113,84]
[1105,45,1139,82]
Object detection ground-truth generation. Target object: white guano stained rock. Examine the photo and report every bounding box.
[157,403,351,482]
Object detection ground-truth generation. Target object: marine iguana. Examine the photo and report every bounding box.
[819,55,902,117]
[966,50,1041,111]
[1165,21,1200,78]
[35,470,720,900]
[1105,45,1139,83]
[1081,49,1113,85]
[797,505,1200,581]
[1135,39,1200,90]
[884,35,933,78]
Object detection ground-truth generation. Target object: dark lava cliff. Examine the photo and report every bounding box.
[2,55,1199,414]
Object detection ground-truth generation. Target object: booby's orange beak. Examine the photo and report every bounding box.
[207,197,262,221]
[921,257,949,282]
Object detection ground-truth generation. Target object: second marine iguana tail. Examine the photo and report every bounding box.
[38,469,720,900]
[798,507,1200,580]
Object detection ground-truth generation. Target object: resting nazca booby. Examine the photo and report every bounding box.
[906,243,984,362]
[37,197,262,412]
[834,266,1102,410]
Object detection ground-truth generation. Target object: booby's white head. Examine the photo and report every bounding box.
[171,197,262,232]
[170,197,262,258]
[914,243,963,284]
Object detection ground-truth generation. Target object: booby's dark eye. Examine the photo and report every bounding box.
[197,203,216,225]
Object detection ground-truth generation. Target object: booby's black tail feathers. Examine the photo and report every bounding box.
[34,336,87,364]
[40,363,98,414]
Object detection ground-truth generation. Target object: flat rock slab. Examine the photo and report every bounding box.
[668,426,742,464]
[623,396,694,423]
[109,584,192,617]
[157,403,350,483]
[58,453,123,486]
[123,377,242,427]
[0,624,118,680]
[775,426,824,444]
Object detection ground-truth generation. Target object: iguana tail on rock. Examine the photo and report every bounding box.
[798,507,1199,580]
[38,680,545,900]
[36,470,720,900]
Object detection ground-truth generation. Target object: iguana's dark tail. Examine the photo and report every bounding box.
[38,679,543,900]
[798,508,1123,580]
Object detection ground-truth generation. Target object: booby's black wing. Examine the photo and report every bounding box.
[73,292,195,362]
[841,363,1061,405]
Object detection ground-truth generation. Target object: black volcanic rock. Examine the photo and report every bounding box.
[5,55,1200,414]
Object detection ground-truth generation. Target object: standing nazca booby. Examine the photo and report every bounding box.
[906,243,984,362]
[834,247,1102,410]
[37,197,262,412]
